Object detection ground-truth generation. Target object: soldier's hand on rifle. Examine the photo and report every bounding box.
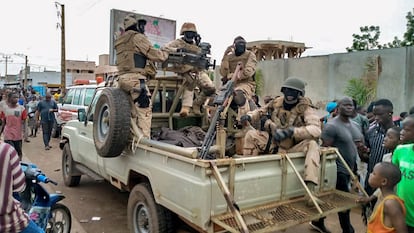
[273,127,294,142]
[260,115,271,131]
[221,76,228,85]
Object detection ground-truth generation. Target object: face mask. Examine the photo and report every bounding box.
[183,31,197,43]
[234,42,246,56]
[283,88,300,101]
[137,22,146,34]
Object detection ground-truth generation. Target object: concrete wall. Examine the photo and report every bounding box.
[252,46,414,114]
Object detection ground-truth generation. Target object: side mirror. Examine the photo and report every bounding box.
[78,109,86,122]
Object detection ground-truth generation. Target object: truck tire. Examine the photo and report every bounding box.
[62,143,81,187]
[93,88,131,158]
[127,183,175,233]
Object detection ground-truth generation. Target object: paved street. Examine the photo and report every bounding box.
[21,134,367,233]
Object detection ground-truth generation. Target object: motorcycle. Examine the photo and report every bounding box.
[15,162,72,233]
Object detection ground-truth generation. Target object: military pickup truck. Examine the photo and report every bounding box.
[60,74,362,233]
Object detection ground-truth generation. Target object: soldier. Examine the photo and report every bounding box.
[242,77,323,205]
[114,14,169,138]
[219,36,257,121]
[163,22,216,117]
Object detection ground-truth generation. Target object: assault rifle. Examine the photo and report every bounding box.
[198,62,243,160]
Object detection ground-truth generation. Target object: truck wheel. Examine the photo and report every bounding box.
[62,143,81,187]
[93,88,131,158]
[127,183,175,233]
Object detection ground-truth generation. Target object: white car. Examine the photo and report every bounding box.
[54,83,97,137]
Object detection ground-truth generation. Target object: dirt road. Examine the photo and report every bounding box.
[22,135,367,233]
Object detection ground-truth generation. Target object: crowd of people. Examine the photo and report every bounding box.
[0,87,60,154]
[0,87,58,233]
[306,96,414,233]
[2,13,414,233]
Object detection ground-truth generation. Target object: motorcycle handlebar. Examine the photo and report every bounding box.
[21,162,58,185]
[36,174,58,185]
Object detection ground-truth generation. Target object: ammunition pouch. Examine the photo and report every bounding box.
[134,53,147,69]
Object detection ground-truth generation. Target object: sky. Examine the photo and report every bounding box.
[0,0,412,76]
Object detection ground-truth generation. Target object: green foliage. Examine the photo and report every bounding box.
[347,9,414,51]
[346,26,382,52]
[254,68,263,96]
[385,37,402,48]
[344,78,376,107]
[401,10,414,46]
[208,70,214,81]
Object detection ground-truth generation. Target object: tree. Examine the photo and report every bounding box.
[346,26,383,52]
[401,9,414,46]
[347,9,414,51]
[386,10,414,48]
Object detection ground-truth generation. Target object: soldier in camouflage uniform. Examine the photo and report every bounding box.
[242,77,323,205]
[163,22,216,117]
[219,36,257,121]
[114,14,169,138]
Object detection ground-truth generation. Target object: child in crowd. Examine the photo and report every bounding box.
[382,127,402,162]
[366,162,408,233]
[392,115,414,233]
[358,126,402,222]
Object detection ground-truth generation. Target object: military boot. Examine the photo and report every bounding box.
[179,106,191,117]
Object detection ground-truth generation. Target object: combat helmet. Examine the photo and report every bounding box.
[180,22,197,35]
[123,14,137,29]
[280,77,306,96]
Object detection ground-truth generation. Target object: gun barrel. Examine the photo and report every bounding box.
[198,63,242,160]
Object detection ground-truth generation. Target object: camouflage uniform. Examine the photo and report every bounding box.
[114,15,169,138]
[219,43,257,120]
[243,95,322,185]
[163,23,215,117]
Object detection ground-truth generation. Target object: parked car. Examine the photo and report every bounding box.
[53,82,97,138]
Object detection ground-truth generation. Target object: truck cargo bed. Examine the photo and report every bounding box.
[211,189,359,233]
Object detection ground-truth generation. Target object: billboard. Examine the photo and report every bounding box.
[109,9,176,65]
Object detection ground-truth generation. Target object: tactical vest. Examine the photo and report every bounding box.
[227,52,255,84]
[266,96,312,149]
[269,96,311,129]
[115,31,147,75]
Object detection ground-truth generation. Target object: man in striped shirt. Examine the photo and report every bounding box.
[364,99,396,196]
[0,142,44,232]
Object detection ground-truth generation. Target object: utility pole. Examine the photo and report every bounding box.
[24,55,28,89]
[56,2,66,90]
[14,53,29,89]
[1,55,12,81]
